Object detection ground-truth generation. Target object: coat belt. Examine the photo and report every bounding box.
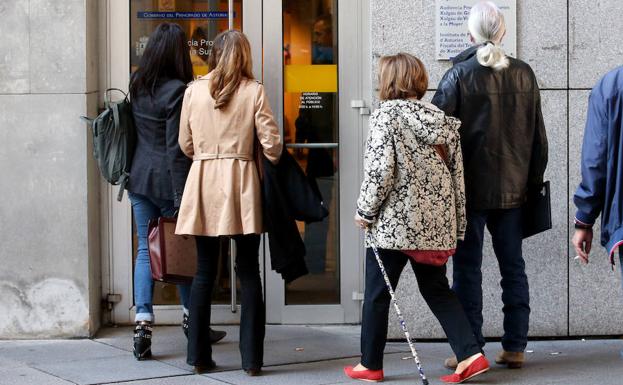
[193,153,253,161]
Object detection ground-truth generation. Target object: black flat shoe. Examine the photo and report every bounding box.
[194,360,217,374]
[133,321,152,360]
[209,328,227,344]
[183,314,226,344]
[245,368,262,376]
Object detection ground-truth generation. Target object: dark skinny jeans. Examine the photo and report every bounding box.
[187,234,265,370]
[361,248,481,370]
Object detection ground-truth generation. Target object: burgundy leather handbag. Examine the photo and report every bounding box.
[148,217,197,284]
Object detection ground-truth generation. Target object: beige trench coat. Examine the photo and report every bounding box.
[175,75,282,236]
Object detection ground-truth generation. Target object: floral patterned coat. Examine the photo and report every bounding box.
[356,99,466,250]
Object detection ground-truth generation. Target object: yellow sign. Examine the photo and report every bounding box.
[285,65,337,93]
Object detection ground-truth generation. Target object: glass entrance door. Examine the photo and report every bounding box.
[105,0,262,325]
[263,0,369,324]
[105,0,368,325]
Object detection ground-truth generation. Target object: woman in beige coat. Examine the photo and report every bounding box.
[176,30,282,375]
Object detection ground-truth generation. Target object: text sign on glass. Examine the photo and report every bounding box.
[435,0,516,61]
[137,11,233,19]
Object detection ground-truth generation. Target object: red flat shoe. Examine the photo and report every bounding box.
[344,365,384,382]
[440,355,489,384]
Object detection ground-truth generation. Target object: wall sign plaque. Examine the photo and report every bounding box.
[435,0,516,61]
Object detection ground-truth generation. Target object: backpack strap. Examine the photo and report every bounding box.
[117,172,130,201]
[79,116,94,125]
[112,103,121,131]
[105,88,129,107]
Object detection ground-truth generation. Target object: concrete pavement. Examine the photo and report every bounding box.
[1,325,622,384]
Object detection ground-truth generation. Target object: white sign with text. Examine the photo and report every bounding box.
[435,0,516,61]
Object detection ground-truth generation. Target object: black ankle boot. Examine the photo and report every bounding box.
[133,321,152,360]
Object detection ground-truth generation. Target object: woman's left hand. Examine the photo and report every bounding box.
[354,214,370,229]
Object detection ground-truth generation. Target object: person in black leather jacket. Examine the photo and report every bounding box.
[431,1,548,370]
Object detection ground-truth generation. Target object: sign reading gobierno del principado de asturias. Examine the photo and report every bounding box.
[435,0,516,61]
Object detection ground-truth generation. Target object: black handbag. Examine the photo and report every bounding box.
[521,181,552,239]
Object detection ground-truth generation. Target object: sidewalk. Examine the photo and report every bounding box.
[1,325,622,385]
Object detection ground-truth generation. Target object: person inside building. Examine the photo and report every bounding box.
[175,30,282,375]
[346,52,489,384]
[573,66,623,293]
[127,22,226,361]
[431,0,548,370]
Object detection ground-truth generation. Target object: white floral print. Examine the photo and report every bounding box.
[357,99,466,250]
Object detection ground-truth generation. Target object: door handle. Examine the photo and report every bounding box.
[351,100,370,115]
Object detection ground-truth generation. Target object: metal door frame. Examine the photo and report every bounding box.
[263,0,370,324]
[102,0,262,325]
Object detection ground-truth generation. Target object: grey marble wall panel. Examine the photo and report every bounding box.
[516,0,567,89]
[86,91,101,334]
[0,94,91,338]
[85,0,99,93]
[568,90,623,335]
[388,91,569,339]
[370,0,452,90]
[520,90,568,337]
[29,0,87,93]
[0,0,30,93]
[371,0,567,90]
[569,0,623,88]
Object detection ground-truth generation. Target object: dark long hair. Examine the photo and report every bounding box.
[129,23,193,98]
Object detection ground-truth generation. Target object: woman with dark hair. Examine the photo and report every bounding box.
[127,22,225,360]
[176,29,282,375]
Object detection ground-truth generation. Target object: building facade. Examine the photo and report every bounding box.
[0,0,622,339]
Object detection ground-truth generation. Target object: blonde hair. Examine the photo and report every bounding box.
[468,1,509,71]
[208,30,254,109]
[378,53,428,101]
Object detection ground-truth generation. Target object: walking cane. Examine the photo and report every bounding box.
[368,231,429,385]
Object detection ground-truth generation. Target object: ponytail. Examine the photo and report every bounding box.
[468,1,509,71]
[476,42,509,71]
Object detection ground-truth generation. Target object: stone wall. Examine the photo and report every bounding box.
[0,0,101,338]
[370,0,623,339]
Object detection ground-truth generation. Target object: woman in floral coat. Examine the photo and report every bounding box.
[343,53,489,384]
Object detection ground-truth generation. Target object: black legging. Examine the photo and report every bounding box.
[361,248,481,370]
[186,234,265,370]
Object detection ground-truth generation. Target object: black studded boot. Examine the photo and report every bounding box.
[182,313,189,338]
[133,321,152,360]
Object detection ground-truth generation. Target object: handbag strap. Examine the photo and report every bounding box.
[434,144,450,170]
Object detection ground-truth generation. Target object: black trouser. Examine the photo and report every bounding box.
[452,208,530,352]
[361,248,481,370]
[187,234,265,370]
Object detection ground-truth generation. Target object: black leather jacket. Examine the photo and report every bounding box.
[432,46,548,211]
[127,78,191,207]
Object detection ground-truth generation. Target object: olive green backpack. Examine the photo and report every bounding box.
[81,89,137,201]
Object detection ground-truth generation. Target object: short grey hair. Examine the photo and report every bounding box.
[468,1,509,71]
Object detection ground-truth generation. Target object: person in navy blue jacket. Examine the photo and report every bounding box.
[573,66,623,268]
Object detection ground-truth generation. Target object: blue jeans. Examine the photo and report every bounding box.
[129,192,190,322]
[452,208,530,352]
